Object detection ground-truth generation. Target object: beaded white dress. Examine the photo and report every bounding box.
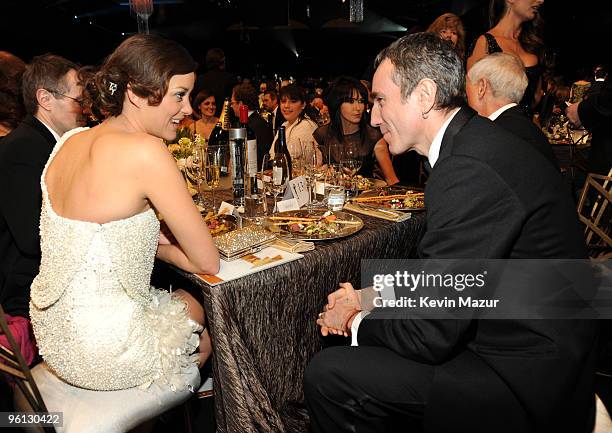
[30,127,202,392]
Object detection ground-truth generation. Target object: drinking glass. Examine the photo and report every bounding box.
[301,138,325,211]
[290,140,304,178]
[340,144,363,196]
[205,145,223,212]
[261,153,290,214]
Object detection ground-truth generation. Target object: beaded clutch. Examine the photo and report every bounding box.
[213,225,276,261]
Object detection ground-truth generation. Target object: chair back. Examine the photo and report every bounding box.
[577,169,612,257]
[0,305,49,418]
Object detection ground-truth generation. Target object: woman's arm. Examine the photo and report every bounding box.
[373,138,399,185]
[138,136,220,275]
[466,35,487,71]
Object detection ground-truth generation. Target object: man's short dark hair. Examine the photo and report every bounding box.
[264,89,278,101]
[22,54,78,115]
[374,32,465,110]
[233,83,259,111]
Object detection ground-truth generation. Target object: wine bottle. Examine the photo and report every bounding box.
[228,127,245,209]
[240,105,264,217]
[208,98,231,189]
[275,126,293,180]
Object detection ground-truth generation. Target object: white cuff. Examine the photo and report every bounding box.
[350,311,370,346]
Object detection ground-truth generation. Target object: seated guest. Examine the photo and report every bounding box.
[190,88,218,140]
[0,51,26,137]
[268,83,321,163]
[466,52,557,166]
[313,76,399,184]
[306,33,597,433]
[0,54,84,364]
[426,12,466,60]
[231,82,274,169]
[28,34,219,429]
[567,74,612,175]
[262,88,285,132]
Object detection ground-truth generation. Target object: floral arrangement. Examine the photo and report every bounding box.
[166,127,206,159]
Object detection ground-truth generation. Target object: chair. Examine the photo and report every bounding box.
[567,123,592,180]
[0,304,55,433]
[576,169,612,258]
[1,305,199,433]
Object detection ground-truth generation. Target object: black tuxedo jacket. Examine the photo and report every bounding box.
[358,107,597,432]
[579,80,612,174]
[272,106,285,132]
[494,105,558,169]
[248,112,273,170]
[0,115,56,317]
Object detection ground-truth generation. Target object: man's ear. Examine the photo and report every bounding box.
[36,88,53,112]
[478,78,488,99]
[417,78,438,115]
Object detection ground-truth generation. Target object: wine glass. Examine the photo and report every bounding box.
[205,145,222,212]
[301,138,325,211]
[261,153,290,214]
[185,145,205,207]
[340,144,363,197]
[290,139,304,178]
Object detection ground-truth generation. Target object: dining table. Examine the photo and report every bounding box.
[159,192,426,433]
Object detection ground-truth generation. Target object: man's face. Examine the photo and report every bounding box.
[230,90,240,117]
[48,69,85,135]
[262,93,277,111]
[370,59,424,155]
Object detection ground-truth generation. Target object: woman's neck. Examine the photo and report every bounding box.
[492,12,524,40]
[340,117,360,135]
[199,115,216,124]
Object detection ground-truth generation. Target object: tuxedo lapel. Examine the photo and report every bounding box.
[436,106,476,165]
[22,114,56,149]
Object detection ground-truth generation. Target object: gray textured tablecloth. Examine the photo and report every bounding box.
[183,212,426,433]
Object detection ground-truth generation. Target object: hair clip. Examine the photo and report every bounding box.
[108,81,118,96]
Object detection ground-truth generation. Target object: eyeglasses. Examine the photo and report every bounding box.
[45,88,84,106]
[230,100,240,105]
[342,97,366,105]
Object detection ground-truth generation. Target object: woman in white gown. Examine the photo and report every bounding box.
[28,34,220,431]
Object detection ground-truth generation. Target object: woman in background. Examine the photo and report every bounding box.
[269,83,321,163]
[467,0,545,115]
[313,76,399,184]
[190,88,218,140]
[427,13,466,60]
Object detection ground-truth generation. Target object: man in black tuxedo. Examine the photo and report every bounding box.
[466,52,558,167]
[305,33,597,433]
[193,48,237,118]
[567,71,612,175]
[262,89,285,132]
[0,54,83,319]
[231,83,273,170]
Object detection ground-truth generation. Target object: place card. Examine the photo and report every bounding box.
[276,198,300,212]
[284,175,309,207]
[218,201,235,216]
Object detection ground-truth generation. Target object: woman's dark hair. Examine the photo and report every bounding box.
[0,51,26,130]
[85,34,196,117]
[489,0,544,59]
[193,88,215,117]
[279,83,312,124]
[324,76,369,145]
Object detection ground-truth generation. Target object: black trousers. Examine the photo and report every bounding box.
[304,345,434,433]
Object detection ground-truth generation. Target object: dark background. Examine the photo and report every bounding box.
[1,0,610,83]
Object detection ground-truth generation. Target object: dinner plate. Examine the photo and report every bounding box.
[355,186,425,212]
[264,210,363,241]
[354,176,387,191]
[203,213,237,237]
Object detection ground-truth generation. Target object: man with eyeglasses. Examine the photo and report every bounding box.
[0,54,84,338]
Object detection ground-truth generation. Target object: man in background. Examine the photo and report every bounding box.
[0,54,83,331]
[467,52,557,166]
